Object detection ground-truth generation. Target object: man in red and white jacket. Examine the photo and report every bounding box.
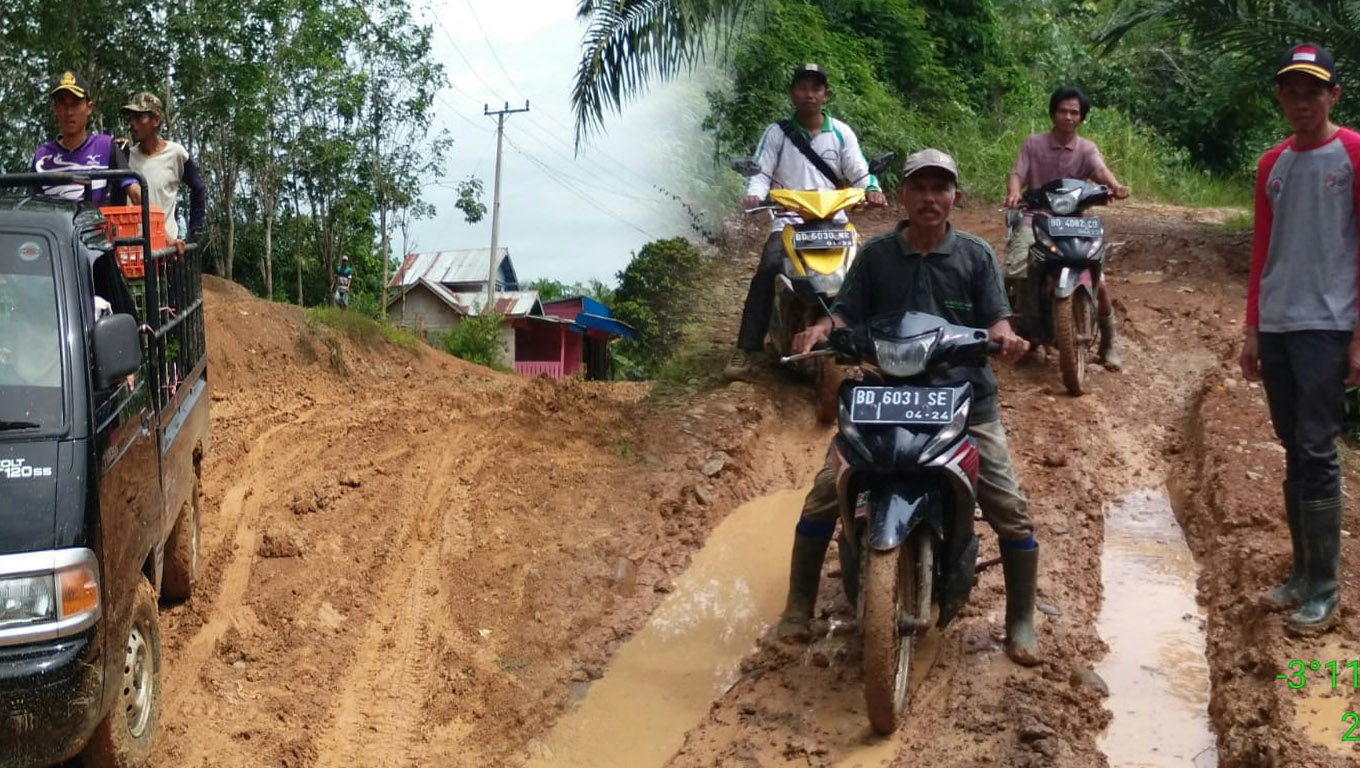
[1240,43,1360,634]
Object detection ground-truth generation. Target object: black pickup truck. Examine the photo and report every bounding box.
[0,171,209,768]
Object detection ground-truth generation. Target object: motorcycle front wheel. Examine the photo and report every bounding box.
[862,526,934,734]
[1054,291,1096,396]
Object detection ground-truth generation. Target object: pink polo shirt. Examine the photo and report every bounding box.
[1010,132,1108,191]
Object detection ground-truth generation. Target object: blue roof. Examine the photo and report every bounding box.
[575,312,634,340]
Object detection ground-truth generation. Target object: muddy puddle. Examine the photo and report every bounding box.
[1097,487,1218,767]
[525,488,805,767]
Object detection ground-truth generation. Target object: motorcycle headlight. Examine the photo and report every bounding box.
[871,333,936,377]
[808,272,844,296]
[1049,190,1079,215]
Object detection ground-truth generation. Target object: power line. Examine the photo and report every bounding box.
[502,133,663,241]
[463,0,525,99]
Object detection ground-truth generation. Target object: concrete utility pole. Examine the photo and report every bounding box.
[484,101,529,314]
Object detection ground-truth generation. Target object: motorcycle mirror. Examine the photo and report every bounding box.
[730,159,762,177]
[867,152,895,176]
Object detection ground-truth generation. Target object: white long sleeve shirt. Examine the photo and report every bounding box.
[746,112,880,232]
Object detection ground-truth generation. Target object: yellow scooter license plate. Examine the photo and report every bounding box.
[792,230,854,250]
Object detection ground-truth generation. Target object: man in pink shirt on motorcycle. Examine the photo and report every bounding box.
[1003,86,1130,370]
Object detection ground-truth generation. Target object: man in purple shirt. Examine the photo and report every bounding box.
[32,71,142,205]
[1003,87,1128,369]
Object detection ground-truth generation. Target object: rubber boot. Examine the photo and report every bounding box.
[1000,544,1041,666]
[1289,497,1343,634]
[723,348,756,382]
[1264,481,1307,609]
[1097,312,1123,372]
[775,533,831,643]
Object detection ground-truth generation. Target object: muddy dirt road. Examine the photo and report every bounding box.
[144,202,1360,767]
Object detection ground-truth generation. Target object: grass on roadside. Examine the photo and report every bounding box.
[306,306,423,353]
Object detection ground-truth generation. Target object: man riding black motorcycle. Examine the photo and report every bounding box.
[782,149,1042,667]
[723,62,886,382]
[1003,86,1129,370]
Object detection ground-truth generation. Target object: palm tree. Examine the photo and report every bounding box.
[1099,0,1360,90]
[570,0,750,152]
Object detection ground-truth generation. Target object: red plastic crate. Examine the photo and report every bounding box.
[100,205,167,279]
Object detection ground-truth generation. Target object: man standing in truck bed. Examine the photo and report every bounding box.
[124,91,206,254]
[33,70,142,206]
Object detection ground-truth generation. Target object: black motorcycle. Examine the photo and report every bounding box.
[784,311,995,734]
[1006,178,1110,395]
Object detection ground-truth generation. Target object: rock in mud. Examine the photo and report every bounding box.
[693,483,716,506]
[258,524,308,558]
[1017,715,1056,743]
[1069,667,1110,697]
[700,451,729,477]
[339,472,362,488]
[612,557,638,597]
[1037,601,1063,617]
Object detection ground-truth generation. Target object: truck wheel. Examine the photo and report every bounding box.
[161,478,200,600]
[83,579,161,768]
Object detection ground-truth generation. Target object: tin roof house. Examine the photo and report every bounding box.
[386,249,632,380]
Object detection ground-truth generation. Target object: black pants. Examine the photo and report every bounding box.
[736,233,787,351]
[1259,331,1351,501]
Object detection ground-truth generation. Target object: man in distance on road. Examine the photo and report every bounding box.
[1003,86,1129,370]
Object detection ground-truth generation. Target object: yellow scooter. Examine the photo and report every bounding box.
[733,154,893,422]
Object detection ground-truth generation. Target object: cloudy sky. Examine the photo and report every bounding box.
[412,0,715,287]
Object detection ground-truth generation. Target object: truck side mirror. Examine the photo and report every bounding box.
[93,313,142,390]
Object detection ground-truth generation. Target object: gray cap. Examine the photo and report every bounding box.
[901,148,959,183]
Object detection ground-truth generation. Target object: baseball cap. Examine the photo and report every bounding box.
[901,148,959,183]
[1276,44,1337,85]
[122,92,163,116]
[791,63,829,87]
[51,71,90,100]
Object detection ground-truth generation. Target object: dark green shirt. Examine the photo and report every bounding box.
[831,222,1012,423]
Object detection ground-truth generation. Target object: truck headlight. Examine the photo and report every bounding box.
[0,574,57,629]
[0,549,101,644]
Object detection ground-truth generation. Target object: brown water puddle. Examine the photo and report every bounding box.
[525,488,804,768]
[1286,636,1360,755]
[1097,487,1217,767]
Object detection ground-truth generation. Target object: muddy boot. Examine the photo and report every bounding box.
[775,533,831,643]
[1264,482,1307,609]
[1289,497,1343,634]
[723,348,756,382]
[1097,312,1123,372]
[1000,544,1041,666]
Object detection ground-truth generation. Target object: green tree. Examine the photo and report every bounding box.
[611,237,704,377]
[572,0,751,149]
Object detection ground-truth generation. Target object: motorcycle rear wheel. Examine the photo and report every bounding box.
[862,527,933,734]
[1054,291,1096,396]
